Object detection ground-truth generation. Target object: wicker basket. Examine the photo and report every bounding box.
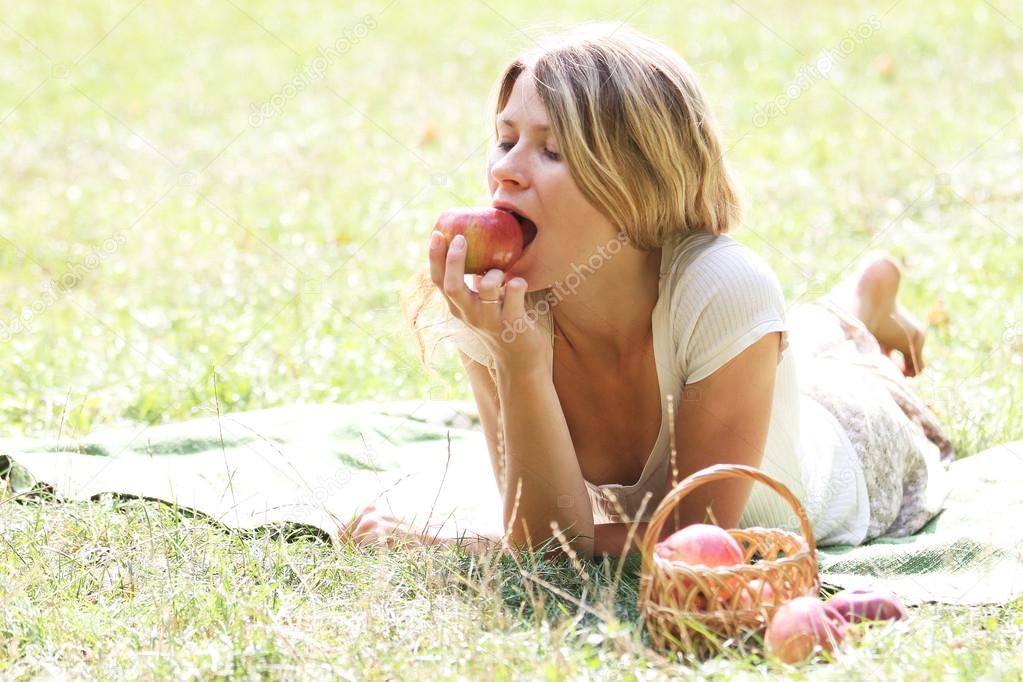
[638,463,821,656]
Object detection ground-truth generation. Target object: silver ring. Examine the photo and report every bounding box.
[479,297,500,304]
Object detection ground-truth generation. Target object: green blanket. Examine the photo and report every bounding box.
[2,401,1020,607]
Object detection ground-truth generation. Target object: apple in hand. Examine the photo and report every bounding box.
[827,588,908,624]
[765,596,847,665]
[433,208,532,275]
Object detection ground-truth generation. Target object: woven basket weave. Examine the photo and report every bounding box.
[638,463,821,655]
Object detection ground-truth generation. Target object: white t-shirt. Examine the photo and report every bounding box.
[446,231,870,547]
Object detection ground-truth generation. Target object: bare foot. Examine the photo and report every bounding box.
[828,252,927,377]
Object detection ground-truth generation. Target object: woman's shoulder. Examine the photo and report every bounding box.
[660,230,791,384]
[661,231,781,292]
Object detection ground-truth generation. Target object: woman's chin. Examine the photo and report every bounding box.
[505,249,530,278]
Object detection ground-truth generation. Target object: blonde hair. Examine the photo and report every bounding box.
[402,22,743,371]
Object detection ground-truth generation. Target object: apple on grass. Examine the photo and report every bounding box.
[827,588,908,624]
[764,596,847,665]
[433,207,537,276]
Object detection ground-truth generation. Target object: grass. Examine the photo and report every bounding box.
[3,491,1022,679]
[2,0,1022,678]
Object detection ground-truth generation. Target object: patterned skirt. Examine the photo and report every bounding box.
[787,299,955,541]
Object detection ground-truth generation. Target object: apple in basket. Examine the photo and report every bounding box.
[433,207,538,275]
[765,596,847,665]
[735,578,776,610]
[827,588,908,624]
[655,524,745,609]
[655,523,745,566]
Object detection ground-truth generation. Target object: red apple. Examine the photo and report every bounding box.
[655,523,744,568]
[655,524,744,610]
[827,588,908,624]
[737,578,776,609]
[765,597,847,665]
[433,208,529,275]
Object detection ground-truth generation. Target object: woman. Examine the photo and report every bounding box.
[350,23,953,558]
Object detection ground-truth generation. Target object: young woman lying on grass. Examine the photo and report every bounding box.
[347,23,952,559]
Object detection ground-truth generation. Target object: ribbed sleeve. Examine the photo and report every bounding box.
[671,242,790,384]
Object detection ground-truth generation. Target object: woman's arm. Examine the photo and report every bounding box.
[421,529,508,555]
[593,521,652,557]
[460,350,596,557]
[666,331,780,530]
[458,330,780,559]
[593,331,783,558]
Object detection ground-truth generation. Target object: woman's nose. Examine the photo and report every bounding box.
[489,147,528,187]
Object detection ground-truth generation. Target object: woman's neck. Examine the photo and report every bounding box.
[549,246,662,365]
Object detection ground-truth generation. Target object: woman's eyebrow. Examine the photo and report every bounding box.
[497,117,551,132]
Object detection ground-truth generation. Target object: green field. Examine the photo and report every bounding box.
[2,0,1022,678]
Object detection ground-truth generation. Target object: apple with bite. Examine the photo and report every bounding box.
[827,588,908,624]
[765,596,847,665]
[433,207,534,275]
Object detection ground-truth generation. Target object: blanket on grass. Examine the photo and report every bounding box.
[2,401,1020,607]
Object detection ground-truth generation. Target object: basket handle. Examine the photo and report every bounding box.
[639,463,817,578]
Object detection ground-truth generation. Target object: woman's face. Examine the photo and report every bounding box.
[487,70,618,290]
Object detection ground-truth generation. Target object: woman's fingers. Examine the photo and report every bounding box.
[502,277,528,321]
[352,514,417,549]
[426,230,536,358]
[428,231,447,286]
[349,514,386,546]
[442,234,471,307]
[477,268,505,303]
[429,231,475,314]
[429,232,471,320]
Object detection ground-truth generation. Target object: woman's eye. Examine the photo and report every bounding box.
[496,140,560,161]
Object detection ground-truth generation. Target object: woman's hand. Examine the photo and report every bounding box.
[337,503,439,550]
[429,230,549,373]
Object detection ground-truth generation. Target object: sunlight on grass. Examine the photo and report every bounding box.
[2,491,1021,679]
[2,0,1021,677]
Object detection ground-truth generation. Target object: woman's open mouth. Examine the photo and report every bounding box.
[508,211,538,249]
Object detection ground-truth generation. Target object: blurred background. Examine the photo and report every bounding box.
[1,0,1020,458]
